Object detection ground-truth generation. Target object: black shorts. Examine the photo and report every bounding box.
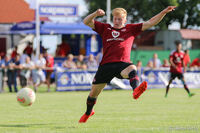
[170,72,184,80]
[92,62,133,84]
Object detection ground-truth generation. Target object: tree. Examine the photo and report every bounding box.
[84,0,200,29]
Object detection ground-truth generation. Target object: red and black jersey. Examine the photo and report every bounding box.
[93,21,142,65]
[169,50,185,73]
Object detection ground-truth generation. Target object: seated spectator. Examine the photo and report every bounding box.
[24,42,33,57]
[136,60,142,69]
[56,39,71,57]
[11,46,18,59]
[190,57,200,68]
[86,54,98,70]
[148,53,161,68]
[55,45,64,57]
[146,60,153,69]
[62,54,77,69]
[184,49,191,67]
[76,54,87,70]
[162,59,170,67]
[96,48,103,65]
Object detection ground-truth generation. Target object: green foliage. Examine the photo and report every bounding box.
[84,0,200,29]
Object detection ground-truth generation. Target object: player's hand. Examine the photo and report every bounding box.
[163,6,176,14]
[96,9,105,17]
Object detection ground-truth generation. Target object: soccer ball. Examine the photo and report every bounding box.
[16,88,36,106]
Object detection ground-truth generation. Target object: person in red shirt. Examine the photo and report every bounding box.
[56,39,71,57]
[43,49,54,92]
[190,58,200,68]
[165,41,194,98]
[24,42,33,57]
[183,49,191,67]
[11,46,18,59]
[79,6,176,123]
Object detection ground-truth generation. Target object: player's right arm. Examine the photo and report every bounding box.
[83,9,105,29]
[169,56,176,68]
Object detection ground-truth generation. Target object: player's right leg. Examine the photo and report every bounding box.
[165,79,173,98]
[120,65,147,99]
[79,83,106,123]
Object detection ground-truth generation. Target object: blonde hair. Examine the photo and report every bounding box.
[112,8,127,18]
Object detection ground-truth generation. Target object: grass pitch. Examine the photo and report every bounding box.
[0,87,199,133]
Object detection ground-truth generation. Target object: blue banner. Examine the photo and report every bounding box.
[56,68,200,91]
[39,4,78,16]
[56,70,112,91]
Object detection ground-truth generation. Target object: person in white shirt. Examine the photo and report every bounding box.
[32,54,46,92]
[20,56,35,87]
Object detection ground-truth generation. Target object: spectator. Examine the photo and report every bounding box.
[24,42,33,57]
[20,50,28,64]
[162,59,170,67]
[76,54,87,70]
[148,53,161,68]
[62,54,77,69]
[190,57,200,68]
[56,39,71,57]
[43,49,54,92]
[32,54,46,92]
[31,50,38,63]
[0,56,5,92]
[96,48,103,65]
[4,55,21,92]
[136,60,142,69]
[86,54,98,70]
[20,56,35,88]
[183,49,191,67]
[146,60,153,69]
[11,46,18,59]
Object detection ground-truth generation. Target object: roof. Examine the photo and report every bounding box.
[180,29,200,40]
[10,22,96,34]
[0,0,35,23]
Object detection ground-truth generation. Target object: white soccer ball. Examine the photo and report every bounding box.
[16,88,36,106]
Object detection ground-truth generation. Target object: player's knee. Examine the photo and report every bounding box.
[128,69,137,79]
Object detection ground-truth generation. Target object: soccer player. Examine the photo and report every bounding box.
[79,6,176,123]
[165,41,194,98]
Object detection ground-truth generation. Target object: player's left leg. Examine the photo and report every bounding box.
[180,76,195,97]
[79,83,106,123]
[120,65,147,99]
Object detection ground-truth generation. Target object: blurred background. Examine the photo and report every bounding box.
[0,0,199,92]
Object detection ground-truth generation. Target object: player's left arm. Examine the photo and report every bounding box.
[142,6,176,31]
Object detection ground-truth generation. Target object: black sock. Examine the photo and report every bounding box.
[184,84,190,94]
[85,96,96,115]
[129,70,139,91]
[166,85,170,95]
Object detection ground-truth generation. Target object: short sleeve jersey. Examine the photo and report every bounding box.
[94,21,142,65]
[169,50,185,73]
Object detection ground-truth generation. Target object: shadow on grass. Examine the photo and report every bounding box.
[0,123,51,128]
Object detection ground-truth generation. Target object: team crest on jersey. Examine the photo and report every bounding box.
[112,31,120,38]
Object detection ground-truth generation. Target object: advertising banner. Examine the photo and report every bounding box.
[56,70,112,91]
[56,69,200,91]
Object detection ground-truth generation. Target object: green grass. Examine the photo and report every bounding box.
[0,87,200,133]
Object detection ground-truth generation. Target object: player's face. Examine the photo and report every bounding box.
[177,44,182,51]
[113,15,126,29]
